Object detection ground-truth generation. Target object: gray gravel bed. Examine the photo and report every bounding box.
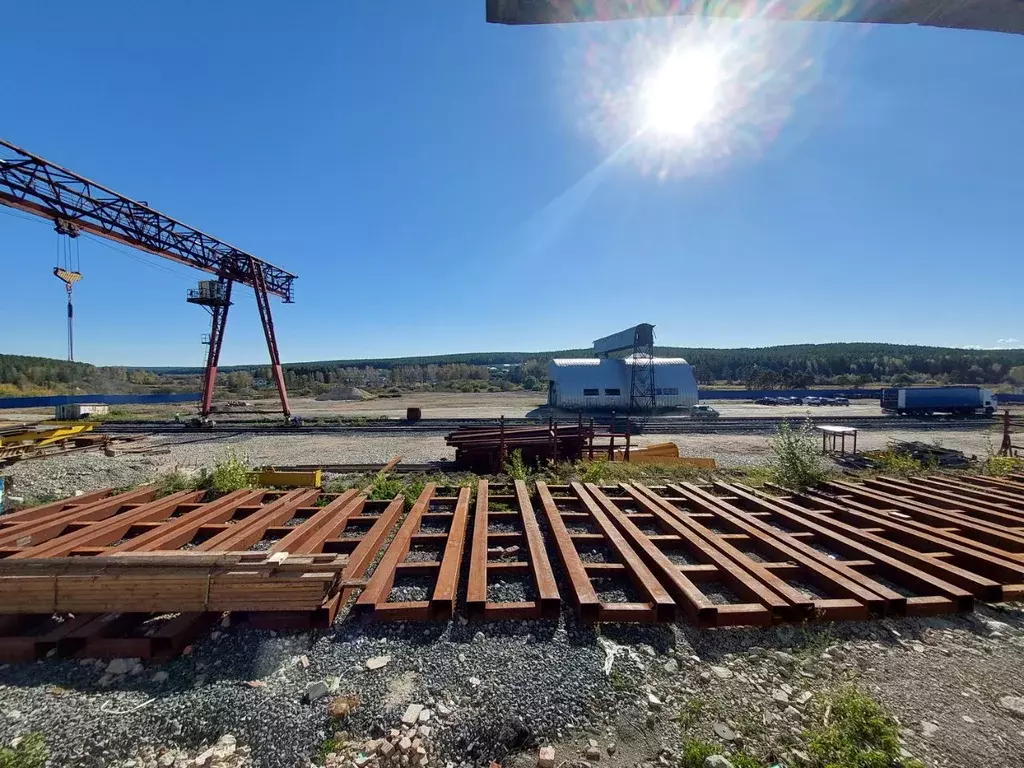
[486,576,537,604]
[388,576,435,602]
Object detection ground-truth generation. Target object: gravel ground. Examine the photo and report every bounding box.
[1,603,1024,767]
[1,434,454,502]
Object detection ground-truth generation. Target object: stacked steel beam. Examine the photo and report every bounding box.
[0,486,405,659]
[445,418,631,472]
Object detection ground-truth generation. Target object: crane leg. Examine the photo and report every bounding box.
[200,279,232,418]
[249,258,292,419]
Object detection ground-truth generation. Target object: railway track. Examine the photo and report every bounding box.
[95,414,996,436]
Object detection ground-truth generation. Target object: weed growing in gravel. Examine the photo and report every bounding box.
[197,450,253,494]
[155,470,194,497]
[794,624,836,658]
[872,450,924,476]
[768,418,831,491]
[679,738,762,768]
[983,454,1023,476]
[0,733,48,768]
[367,472,404,501]
[503,449,529,480]
[804,686,925,768]
[676,697,714,730]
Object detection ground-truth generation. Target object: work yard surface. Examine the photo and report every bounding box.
[1,606,1023,768]
[0,424,1001,502]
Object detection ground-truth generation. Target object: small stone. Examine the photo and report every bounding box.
[366,655,392,670]
[418,708,432,723]
[106,657,141,676]
[999,696,1024,718]
[469,677,481,686]
[473,631,486,643]
[211,735,236,760]
[379,743,396,759]
[921,721,939,738]
[588,740,598,750]
[246,680,267,688]
[585,747,601,761]
[962,715,975,723]
[299,654,310,668]
[647,693,662,710]
[663,659,679,673]
[437,702,453,716]
[151,671,170,683]
[774,651,796,665]
[712,724,737,741]
[417,725,431,739]
[6,710,22,722]
[795,691,813,706]
[402,704,424,725]
[399,737,413,754]
[306,681,330,701]
[772,689,790,706]
[703,757,733,768]
[711,666,733,680]
[712,723,736,741]
[538,746,555,768]
[193,747,215,767]
[784,706,802,720]
[606,743,616,756]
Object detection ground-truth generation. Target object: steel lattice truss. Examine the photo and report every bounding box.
[0,139,296,301]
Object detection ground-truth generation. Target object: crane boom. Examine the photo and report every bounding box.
[0,137,297,421]
[0,138,296,301]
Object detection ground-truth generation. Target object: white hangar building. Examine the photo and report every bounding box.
[546,324,699,411]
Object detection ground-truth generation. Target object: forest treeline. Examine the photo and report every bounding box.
[4,343,1024,396]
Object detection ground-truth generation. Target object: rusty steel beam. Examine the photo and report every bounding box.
[197,489,321,552]
[822,481,1024,557]
[714,482,979,611]
[536,482,674,622]
[431,486,471,620]
[0,487,159,549]
[9,490,205,559]
[467,481,560,620]
[0,487,115,524]
[587,483,781,626]
[791,488,1024,593]
[354,484,437,620]
[112,489,268,552]
[864,477,1024,527]
[915,476,1024,511]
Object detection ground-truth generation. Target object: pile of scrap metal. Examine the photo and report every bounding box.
[837,441,972,470]
[445,419,631,472]
[0,422,135,467]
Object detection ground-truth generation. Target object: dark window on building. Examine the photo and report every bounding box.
[663,387,679,396]
[605,388,621,396]
[583,388,599,396]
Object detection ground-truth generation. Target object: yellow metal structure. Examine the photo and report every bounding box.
[0,422,94,449]
[251,468,323,488]
[0,422,96,463]
[613,441,717,469]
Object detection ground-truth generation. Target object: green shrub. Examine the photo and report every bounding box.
[0,734,48,768]
[983,454,1023,476]
[805,687,924,768]
[768,418,830,491]
[198,450,253,493]
[155,470,195,497]
[872,451,923,476]
[503,449,528,480]
[367,472,404,501]
[678,739,719,768]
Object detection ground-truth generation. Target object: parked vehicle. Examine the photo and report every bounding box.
[690,404,720,419]
[880,387,996,416]
[804,397,823,406]
[832,397,850,406]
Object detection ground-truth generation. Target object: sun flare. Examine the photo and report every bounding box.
[640,46,723,139]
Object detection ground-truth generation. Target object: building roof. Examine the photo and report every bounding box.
[549,357,689,367]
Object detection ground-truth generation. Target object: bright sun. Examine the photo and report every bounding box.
[640,46,723,139]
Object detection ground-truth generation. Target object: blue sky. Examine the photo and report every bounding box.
[1,2,1022,366]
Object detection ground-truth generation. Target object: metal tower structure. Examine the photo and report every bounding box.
[628,323,656,414]
[0,138,297,419]
[592,323,657,414]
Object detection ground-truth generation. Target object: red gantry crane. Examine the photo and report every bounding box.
[0,138,296,421]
